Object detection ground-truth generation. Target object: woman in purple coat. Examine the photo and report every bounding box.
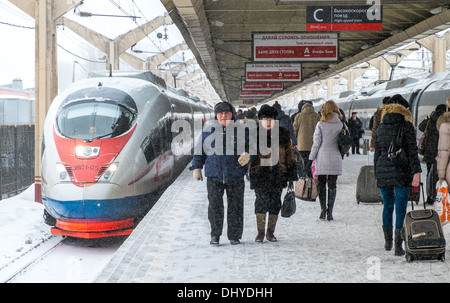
[309,100,346,221]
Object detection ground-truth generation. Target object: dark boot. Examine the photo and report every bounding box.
[326,189,336,221]
[319,185,327,220]
[210,235,220,245]
[383,227,393,251]
[394,229,405,256]
[255,213,266,242]
[266,214,278,242]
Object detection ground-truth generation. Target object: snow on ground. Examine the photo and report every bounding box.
[97,152,450,283]
[1,151,450,283]
[0,186,51,271]
[0,187,124,283]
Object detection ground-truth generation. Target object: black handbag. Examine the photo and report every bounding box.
[281,182,296,218]
[338,122,352,158]
[387,122,409,167]
[417,118,430,156]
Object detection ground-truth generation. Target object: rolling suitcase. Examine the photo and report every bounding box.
[403,182,446,262]
[356,165,382,203]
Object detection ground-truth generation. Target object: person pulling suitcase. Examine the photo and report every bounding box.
[374,95,422,256]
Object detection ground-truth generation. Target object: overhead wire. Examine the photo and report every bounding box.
[0,17,105,64]
[112,0,193,77]
[0,21,34,29]
[0,1,34,23]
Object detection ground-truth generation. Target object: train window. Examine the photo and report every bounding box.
[140,128,162,164]
[56,101,135,141]
[140,136,155,164]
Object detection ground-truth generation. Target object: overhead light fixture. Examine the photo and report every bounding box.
[78,11,141,20]
[430,6,448,14]
[390,29,402,36]
[130,44,158,54]
[210,20,224,27]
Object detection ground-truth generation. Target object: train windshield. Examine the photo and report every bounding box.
[56,101,135,141]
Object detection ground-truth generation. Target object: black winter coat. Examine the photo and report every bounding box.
[418,108,444,164]
[374,104,422,188]
[348,117,363,139]
[249,126,297,190]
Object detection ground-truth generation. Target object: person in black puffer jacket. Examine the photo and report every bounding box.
[374,94,422,256]
[418,104,446,204]
[347,112,363,155]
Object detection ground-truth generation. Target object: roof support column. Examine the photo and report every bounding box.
[34,0,57,203]
[8,0,82,202]
[433,39,447,73]
[369,57,390,81]
[301,87,307,100]
[418,34,449,73]
[327,78,339,97]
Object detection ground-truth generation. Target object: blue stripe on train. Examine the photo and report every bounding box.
[42,191,160,220]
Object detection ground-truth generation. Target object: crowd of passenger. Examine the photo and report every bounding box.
[189,94,450,258]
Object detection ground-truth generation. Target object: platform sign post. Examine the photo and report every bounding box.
[245,63,302,82]
[239,90,273,99]
[306,5,382,31]
[241,80,283,91]
[252,33,338,62]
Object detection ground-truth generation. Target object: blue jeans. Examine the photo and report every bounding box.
[379,186,410,229]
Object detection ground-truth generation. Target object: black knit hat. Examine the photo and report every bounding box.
[258,104,278,119]
[214,102,233,114]
[387,94,409,109]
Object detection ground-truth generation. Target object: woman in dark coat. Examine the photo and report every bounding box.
[347,112,363,154]
[249,105,297,242]
[374,95,421,256]
[418,104,446,204]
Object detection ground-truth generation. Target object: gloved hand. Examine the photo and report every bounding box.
[238,152,250,166]
[193,169,203,181]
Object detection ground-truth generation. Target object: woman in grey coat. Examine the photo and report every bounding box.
[309,100,345,220]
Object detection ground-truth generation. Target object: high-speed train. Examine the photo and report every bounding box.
[41,71,213,238]
[285,71,450,139]
[336,71,450,138]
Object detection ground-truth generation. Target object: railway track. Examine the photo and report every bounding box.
[0,235,124,283]
[0,236,63,283]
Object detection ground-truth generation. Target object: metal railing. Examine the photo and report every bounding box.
[0,125,34,199]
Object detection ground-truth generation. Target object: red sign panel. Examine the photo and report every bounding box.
[253,33,338,62]
[239,90,272,99]
[241,80,283,91]
[245,63,301,82]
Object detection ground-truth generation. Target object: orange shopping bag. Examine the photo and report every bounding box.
[435,180,450,225]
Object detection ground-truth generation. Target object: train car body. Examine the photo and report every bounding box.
[310,72,450,140]
[41,71,213,238]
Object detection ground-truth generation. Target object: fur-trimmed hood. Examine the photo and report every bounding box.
[380,103,412,123]
[437,111,450,131]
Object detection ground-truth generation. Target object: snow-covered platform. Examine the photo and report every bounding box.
[95,153,450,283]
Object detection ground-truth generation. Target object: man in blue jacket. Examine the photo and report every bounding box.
[190,101,251,245]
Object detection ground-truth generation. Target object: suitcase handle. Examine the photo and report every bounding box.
[411,182,425,211]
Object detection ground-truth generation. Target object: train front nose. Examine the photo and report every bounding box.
[44,183,137,238]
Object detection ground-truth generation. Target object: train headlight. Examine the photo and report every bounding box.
[76,146,100,158]
[56,163,68,180]
[99,162,119,182]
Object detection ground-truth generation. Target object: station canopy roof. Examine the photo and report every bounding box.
[160,0,450,106]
